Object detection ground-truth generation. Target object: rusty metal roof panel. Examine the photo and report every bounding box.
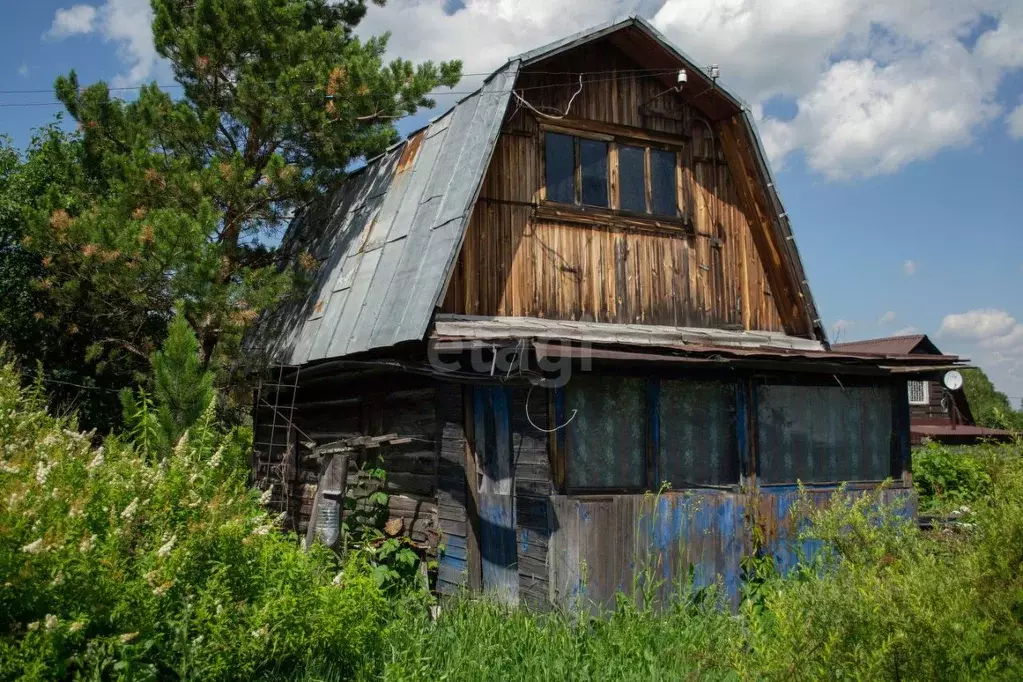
[833,335,932,356]
[253,61,519,364]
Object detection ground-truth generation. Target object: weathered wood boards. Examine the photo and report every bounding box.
[548,486,916,609]
[441,39,793,335]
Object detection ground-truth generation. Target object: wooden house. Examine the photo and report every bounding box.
[250,18,959,608]
[835,335,1012,445]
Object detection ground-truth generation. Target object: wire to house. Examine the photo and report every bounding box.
[0,70,685,108]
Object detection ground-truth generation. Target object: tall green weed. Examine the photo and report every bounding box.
[0,361,389,681]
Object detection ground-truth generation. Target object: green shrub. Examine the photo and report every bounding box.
[380,459,1023,681]
[0,361,390,681]
[913,442,993,512]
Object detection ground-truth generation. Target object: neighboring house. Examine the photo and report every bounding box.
[834,335,1012,445]
[249,17,957,608]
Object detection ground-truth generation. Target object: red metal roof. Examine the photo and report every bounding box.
[911,424,1015,444]
[833,335,930,356]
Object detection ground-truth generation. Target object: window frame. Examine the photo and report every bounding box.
[907,380,929,406]
[540,122,686,231]
[549,369,907,497]
[750,374,904,488]
[553,369,747,495]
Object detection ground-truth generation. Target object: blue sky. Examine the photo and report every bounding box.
[3,1,1023,401]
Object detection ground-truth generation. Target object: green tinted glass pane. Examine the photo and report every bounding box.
[657,381,738,487]
[756,384,893,484]
[566,375,646,489]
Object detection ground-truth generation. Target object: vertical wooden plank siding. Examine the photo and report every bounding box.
[548,486,916,610]
[441,40,788,333]
[474,387,519,604]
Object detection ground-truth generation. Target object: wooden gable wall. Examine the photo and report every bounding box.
[441,39,787,332]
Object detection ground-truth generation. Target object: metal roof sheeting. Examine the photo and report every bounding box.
[254,17,828,364]
[833,335,933,356]
[253,62,519,364]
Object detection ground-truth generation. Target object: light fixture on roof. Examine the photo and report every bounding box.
[677,69,687,85]
[708,64,720,80]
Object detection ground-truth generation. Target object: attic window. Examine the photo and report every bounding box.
[543,129,680,220]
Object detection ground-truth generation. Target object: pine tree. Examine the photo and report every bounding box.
[17,0,461,391]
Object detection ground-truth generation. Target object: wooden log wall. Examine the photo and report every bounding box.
[253,368,441,550]
[910,380,952,421]
[441,39,784,332]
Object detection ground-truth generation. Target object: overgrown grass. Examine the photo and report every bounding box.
[0,363,391,681]
[382,455,1023,681]
[4,357,1023,680]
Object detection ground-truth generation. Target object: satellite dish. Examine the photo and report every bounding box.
[943,370,963,391]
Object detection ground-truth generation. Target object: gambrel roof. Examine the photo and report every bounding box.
[253,17,826,366]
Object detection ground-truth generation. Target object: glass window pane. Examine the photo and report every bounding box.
[619,145,646,213]
[658,381,738,487]
[566,375,646,489]
[756,384,893,484]
[650,149,677,217]
[579,139,609,207]
[545,132,575,204]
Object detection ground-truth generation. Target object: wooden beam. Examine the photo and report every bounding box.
[540,116,686,149]
[715,115,807,336]
[462,386,483,591]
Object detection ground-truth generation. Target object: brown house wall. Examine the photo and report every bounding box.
[909,380,954,421]
[441,40,785,332]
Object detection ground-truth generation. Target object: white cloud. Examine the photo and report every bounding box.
[47,4,98,38]
[878,310,896,324]
[1009,102,1023,140]
[939,307,1023,400]
[979,324,1023,351]
[17,64,29,79]
[46,0,161,86]
[42,1,1023,173]
[653,0,1023,178]
[894,325,919,336]
[359,1,1023,179]
[902,260,918,276]
[939,309,1016,341]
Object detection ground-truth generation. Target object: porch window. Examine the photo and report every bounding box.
[543,130,680,218]
[564,374,646,490]
[657,381,738,487]
[755,384,894,484]
[907,380,929,406]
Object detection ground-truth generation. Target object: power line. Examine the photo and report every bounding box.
[0,69,685,108]
[0,68,683,97]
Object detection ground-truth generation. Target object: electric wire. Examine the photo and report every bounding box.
[0,69,685,108]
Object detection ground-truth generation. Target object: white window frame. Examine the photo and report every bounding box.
[908,380,929,406]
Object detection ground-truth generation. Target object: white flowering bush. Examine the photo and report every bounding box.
[0,362,390,680]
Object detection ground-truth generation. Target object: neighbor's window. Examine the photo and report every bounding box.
[544,131,680,217]
[755,384,894,484]
[907,380,929,406]
[565,374,646,490]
